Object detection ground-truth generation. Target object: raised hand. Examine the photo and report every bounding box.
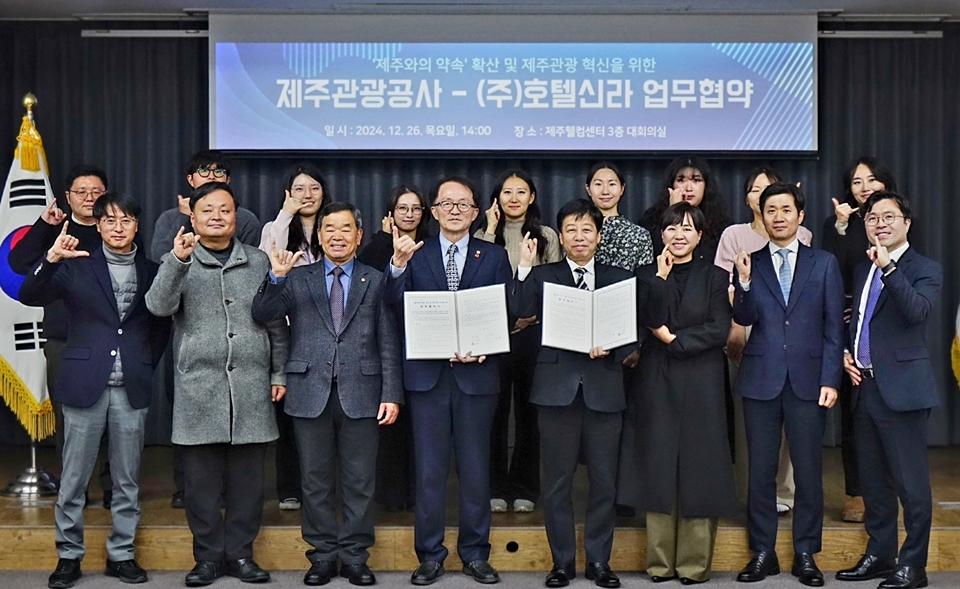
[832,197,856,225]
[734,249,752,284]
[177,194,191,216]
[517,231,538,269]
[381,212,395,233]
[656,245,674,279]
[484,201,500,235]
[173,225,197,261]
[281,190,306,216]
[667,186,684,206]
[46,221,90,263]
[866,232,890,269]
[391,225,424,269]
[269,238,304,277]
[40,201,66,225]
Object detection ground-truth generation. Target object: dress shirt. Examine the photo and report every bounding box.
[853,242,909,368]
[739,238,800,291]
[517,257,596,291]
[268,256,355,309]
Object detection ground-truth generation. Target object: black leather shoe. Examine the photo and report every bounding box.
[737,551,780,582]
[48,558,82,589]
[304,560,337,586]
[545,563,575,587]
[185,561,223,587]
[585,562,621,588]
[463,560,500,584]
[836,554,896,581]
[105,559,147,583]
[102,490,113,509]
[225,558,270,583]
[879,566,928,589]
[411,561,445,585]
[680,579,707,585]
[341,563,376,586]
[650,575,678,583]
[791,553,824,587]
[171,490,185,509]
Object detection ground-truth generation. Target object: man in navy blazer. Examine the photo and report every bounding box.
[252,202,402,587]
[732,183,844,587]
[387,176,512,586]
[19,193,168,588]
[835,192,942,589]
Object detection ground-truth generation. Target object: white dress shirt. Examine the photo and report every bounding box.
[853,241,909,368]
[517,257,596,291]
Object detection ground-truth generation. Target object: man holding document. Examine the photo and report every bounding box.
[510,198,635,589]
[387,176,513,586]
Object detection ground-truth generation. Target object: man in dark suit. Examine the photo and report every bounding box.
[835,192,942,589]
[510,198,632,589]
[19,193,168,589]
[732,183,844,587]
[252,202,403,587]
[387,176,512,585]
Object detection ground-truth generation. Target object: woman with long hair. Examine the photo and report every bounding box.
[585,162,654,271]
[476,169,561,513]
[358,184,431,271]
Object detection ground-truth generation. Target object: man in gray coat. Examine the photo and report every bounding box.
[145,181,288,587]
[252,202,402,587]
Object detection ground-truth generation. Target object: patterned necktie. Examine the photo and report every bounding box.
[856,268,884,367]
[330,266,345,334]
[776,249,792,303]
[574,267,589,290]
[445,244,459,291]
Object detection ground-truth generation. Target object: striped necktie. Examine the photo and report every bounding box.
[574,267,589,290]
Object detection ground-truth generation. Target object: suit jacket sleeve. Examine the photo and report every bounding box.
[636,267,668,329]
[509,267,543,319]
[145,252,192,317]
[9,217,60,274]
[732,271,759,326]
[377,292,404,405]
[820,254,845,389]
[18,257,70,307]
[666,268,732,359]
[251,277,293,324]
[266,316,289,387]
[881,260,942,326]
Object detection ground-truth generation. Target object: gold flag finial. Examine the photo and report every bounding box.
[23,93,37,120]
[14,93,47,173]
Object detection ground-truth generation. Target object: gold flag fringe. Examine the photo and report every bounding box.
[952,335,960,389]
[13,115,49,173]
[0,355,54,441]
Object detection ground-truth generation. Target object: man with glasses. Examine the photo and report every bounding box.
[19,193,169,588]
[148,150,261,509]
[387,176,512,586]
[836,192,941,589]
[8,164,116,509]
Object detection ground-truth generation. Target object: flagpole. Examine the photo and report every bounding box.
[0,93,58,499]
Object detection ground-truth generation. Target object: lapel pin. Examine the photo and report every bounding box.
[474,250,481,258]
[361,278,366,282]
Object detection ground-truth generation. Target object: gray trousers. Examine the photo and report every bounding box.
[56,386,147,561]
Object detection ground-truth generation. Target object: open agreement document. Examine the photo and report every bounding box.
[541,277,637,353]
[402,284,510,359]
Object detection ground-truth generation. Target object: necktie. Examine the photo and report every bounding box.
[856,268,883,367]
[574,267,589,290]
[330,266,345,334]
[445,244,459,291]
[776,249,792,303]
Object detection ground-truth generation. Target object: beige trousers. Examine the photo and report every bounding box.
[646,509,719,582]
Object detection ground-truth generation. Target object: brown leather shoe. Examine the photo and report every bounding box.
[842,496,865,523]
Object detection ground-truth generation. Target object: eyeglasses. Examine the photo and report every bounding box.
[100,217,136,229]
[194,167,227,179]
[864,213,904,226]
[396,205,423,215]
[291,184,323,196]
[433,202,476,212]
[69,189,105,198]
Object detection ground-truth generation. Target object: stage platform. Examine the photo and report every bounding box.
[1,446,958,572]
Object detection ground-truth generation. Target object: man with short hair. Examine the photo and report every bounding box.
[253,202,402,587]
[511,198,633,589]
[836,192,941,589]
[8,164,115,507]
[733,182,844,587]
[20,193,168,588]
[388,176,512,586]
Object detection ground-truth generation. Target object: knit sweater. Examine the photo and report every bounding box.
[104,243,138,385]
[474,219,562,273]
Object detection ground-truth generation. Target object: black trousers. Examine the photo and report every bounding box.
[538,392,622,565]
[742,381,825,555]
[490,326,540,503]
[375,394,415,510]
[855,377,932,567]
[275,398,302,501]
[180,442,267,562]
[294,388,379,565]
[838,372,861,496]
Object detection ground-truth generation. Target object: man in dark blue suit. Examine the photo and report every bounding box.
[732,183,844,587]
[835,192,942,589]
[19,193,168,589]
[387,176,512,585]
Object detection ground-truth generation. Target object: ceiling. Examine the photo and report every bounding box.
[2,0,960,21]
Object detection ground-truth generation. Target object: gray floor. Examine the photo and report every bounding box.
[4,569,960,589]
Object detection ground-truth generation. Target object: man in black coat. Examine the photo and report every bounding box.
[510,198,633,589]
[19,193,168,588]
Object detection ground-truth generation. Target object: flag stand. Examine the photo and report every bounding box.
[1,439,58,497]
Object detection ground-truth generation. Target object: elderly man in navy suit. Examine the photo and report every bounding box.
[387,176,513,586]
[252,202,403,587]
[732,182,844,587]
[835,192,942,589]
[20,193,168,589]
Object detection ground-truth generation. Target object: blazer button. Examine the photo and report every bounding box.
[228,332,235,338]
[228,365,235,371]
[783,345,787,350]
[110,350,117,357]
[784,321,790,326]
[117,328,123,335]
